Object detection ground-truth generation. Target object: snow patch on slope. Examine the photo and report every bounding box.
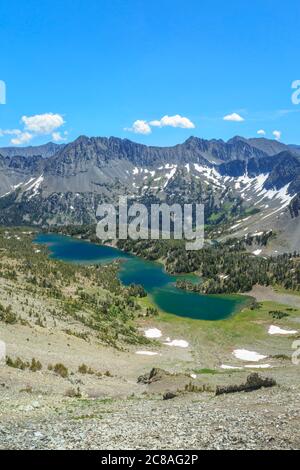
[163,165,177,188]
[26,175,44,200]
[194,164,222,186]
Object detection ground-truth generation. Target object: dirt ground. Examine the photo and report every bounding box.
[244,285,300,308]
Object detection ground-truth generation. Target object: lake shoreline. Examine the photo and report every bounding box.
[52,229,202,279]
[36,233,249,321]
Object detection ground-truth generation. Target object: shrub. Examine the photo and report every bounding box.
[63,329,89,341]
[146,307,159,317]
[6,356,29,370]
[20,385,33,393]
[78,364,94,375]
[0,304,18,324]
[29,358,42,372]
[269,310,289,320]
[53,363,68,378]
[128,284,147,298]
[6,356,42,372]
[184,382,213,393]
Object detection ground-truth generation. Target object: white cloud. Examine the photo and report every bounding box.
[257,129,266,136]
[273,130,281,141]
[223,113,245,122]
[11,132,33,145]
[52,131,68,142]
[22,113,65,134]
[0,112,67,145]
[0,129,22,137]
[148,120,161,127]
[149,114,195,129]
[125,114,195,134]
[125,120,152,135]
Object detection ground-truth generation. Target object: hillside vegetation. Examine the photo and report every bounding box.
[0,228,151,348]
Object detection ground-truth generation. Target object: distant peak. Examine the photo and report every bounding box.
[184,136,204,145]
[74,135,90,143]
[227,135,247,144]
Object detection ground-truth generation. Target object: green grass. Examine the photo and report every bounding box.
[138,295,156,310]
[193,368,219,375]
[155,300,300,351]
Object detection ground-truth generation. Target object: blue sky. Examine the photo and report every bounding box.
[0,0,300,147]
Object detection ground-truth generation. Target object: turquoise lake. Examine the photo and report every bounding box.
[35,233,246,321]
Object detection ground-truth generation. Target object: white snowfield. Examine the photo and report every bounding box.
[25,175,44,200]
[0,340,6,362]
[233,349,268,362]
[144,328,162,339]
[143,329,189,347]
[220,364,243,370]
[163,165,177,188]
[135,351,158,356]
[244,364,271,369]
[163,339,189,348]
[220,363,271,370]
[0,175,45,201]
[268,325,298,336]
[253,249,262,256]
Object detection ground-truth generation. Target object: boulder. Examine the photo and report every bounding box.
[163,391,177,400]
[137,368,171,385]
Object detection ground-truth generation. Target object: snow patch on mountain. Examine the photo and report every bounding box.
[163,165,177,188]
[194,164,222,186]
[25,175,44,200]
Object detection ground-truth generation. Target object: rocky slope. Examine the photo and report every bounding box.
[0,142,64,159]
[1,387,299,450]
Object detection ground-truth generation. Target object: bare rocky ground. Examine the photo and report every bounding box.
[244,285,300,309]
[1,293,300,450]
[1,313,300,450]
[0,385,299,450]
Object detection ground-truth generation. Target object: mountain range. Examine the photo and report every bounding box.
[1,135,300,253]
